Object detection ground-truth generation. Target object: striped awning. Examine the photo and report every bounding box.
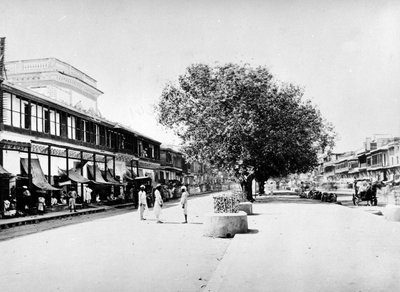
[105,169,123,185]
[0,164,11,175]
[68,168,91,184]
[21,158,60,191]
[87,165,112,185]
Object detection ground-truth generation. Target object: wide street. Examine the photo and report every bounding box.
[2,191,400,292]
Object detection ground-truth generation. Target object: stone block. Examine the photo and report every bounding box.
[238,202,253,214]
[203,211,248,238]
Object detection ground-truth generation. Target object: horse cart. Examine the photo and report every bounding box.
[353,178,381,206]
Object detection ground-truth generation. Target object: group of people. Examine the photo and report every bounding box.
[138,184,189,224]
[3,185,55,216]
[3,183,190,221]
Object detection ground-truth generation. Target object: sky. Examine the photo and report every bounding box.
[1,0,399,152]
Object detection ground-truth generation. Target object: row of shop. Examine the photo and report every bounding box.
[0,54,230,218]
[0,129,228,218]
[315,137,400,187]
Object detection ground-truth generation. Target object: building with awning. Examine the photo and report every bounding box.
[104,169,124,185]
[0,164,11,175]
[58,167,91,185]
[68,168,91,184]
[87,164,112,185]
[123,169,135,182]
[0,164,13,214]
[21,158,60,191]
[1,54,164,207]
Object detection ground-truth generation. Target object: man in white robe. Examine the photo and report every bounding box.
[154,184,163,223]
[138,185,148,220]
[180,186,189,223]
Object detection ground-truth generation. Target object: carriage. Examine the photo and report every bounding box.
[353,178,381,206]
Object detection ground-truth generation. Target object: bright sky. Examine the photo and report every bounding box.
[1,0,399,152]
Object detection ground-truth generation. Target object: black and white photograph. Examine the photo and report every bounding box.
[1,1,400,291]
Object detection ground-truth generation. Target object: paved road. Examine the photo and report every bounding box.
[2,192,400,292]
[0,193,230,292]
[206,194,400,292]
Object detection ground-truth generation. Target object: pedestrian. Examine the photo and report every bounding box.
[84,185,92,204]
[180,186,189,224]
[22,185,31,212]
[154,184,163,223]
[138,185,148,220]
[68,187,78,212]
[37,193,45,215]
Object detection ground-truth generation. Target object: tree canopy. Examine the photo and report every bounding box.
[156,63,335,186]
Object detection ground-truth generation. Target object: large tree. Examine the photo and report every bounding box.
[156,63,335,201]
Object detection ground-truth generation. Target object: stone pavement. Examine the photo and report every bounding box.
[0,192,230,292]
[206,195,400,292]
[2,193,400,292]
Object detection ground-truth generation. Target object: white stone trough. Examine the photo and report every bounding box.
[203,211,248,238]
[384,205,400,222]
[238,202,253,215]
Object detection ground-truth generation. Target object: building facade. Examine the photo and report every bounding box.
[316,137,400,186]
[159,146,184,184]
[0,55,233,217]
[0,58,161,214]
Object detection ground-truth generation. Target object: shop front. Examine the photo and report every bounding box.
[138,160,161,186]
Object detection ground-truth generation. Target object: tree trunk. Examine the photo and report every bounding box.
[245,176,254,202]
[258,180,265,195]
[240,181,246,192]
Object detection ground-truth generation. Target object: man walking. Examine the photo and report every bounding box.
[138,185,147,220]
[180,186,189,223]
[154,184,163,223]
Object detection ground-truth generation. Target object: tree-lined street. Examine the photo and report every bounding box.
[1,2,400,291]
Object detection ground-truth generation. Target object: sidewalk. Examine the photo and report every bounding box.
[0,204,111,229]
[205,195,400,292]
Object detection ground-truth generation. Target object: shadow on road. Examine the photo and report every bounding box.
[247,229,259,234]
[254,195,325,205]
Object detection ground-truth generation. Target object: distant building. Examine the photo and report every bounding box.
[317,136,400,185]
[159,146,184,183]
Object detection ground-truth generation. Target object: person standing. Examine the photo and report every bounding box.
[37,194,45,215]
[22,185,31,212]
[180,186,189,224]
[68,187,78,212]
[138,185,148,220]
[84,185,92,204]
[154,184,163,223]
